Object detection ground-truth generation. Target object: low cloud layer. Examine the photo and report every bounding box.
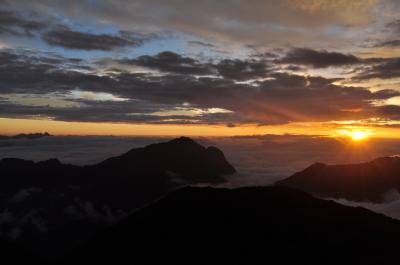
[0,9,45,36]
[3,135,400,219]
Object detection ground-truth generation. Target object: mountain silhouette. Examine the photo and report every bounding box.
[0,132,51,140]
[69,186,400,265]
[0,137,235,257]
[95,136,235,184]
[0,238,46,264]
[276,156,400,202]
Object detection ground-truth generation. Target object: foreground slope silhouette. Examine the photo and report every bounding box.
[68,186,400,265]
[276,156,400,202]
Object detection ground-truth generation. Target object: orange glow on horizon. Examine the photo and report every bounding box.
[0,117,267,136]
[1,117,400,138]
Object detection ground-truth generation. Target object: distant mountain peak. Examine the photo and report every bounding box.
[276,156,400,202]
[372,156,400,164]
[98,137,235,184]
[37,158,61,166]
[168,136,199,145]
[0,132,52,140]
[306,162,326,170]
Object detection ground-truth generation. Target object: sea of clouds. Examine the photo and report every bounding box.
[2,134,400,218]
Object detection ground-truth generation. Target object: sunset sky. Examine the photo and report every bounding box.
[1,0,400,137]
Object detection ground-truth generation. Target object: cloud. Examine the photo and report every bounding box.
[0,9,45,36]
[3,0,379,47]
[376,105,400,120]
[373,39,400,47]
[42,27,148,51]
[215,59,272,80]
[187,40,216,48]
[366,17,400,48]
[121,51,215,75]
[386,19,400,33]
[0,49,113,94]
[334,192,400,220]
[0,135,171,165]
[1,49,400,125]
[118,51,271,80]
[355,58,400,80]
[4,134,400,188]
[279,48,361,68]
[8,188,42,202]
[4,134,400,221]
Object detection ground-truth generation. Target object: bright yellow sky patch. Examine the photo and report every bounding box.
[349,131,370,141]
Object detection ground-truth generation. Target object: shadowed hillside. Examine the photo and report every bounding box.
[276,156,400,202]
[69,186,400,265]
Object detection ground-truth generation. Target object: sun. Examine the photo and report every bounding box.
[336,129,371,141]
[349,131,370,141]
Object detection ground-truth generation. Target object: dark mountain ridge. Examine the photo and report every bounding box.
[68,186,400,265]
[276,156,400,202]
[0,137,235,257]
[0,136,234,202]
[95,137,234,184]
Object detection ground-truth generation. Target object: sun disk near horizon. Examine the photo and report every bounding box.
[336,129,371,141]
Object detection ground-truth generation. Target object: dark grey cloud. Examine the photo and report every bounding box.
[1,49,400,125]
[0,9,45,36]
[386,19,400,33]
[0,94,239,125]
[0,7,159,51]
[2,0,378,47]
[368,18,400,48]
[279,48,361,68]
[118,51,271,79]
[376,105,400,120]
[235,73,399,124]
[373,39,400,48]
[283,65,306,71]
[356,58,400,80]
[42,28,147,51]
[120,51,215,75]
[215,59,271,80]
[0,49,114,94]
[187,40,216,48]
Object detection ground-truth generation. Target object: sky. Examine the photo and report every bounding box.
[2,0,400,137]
